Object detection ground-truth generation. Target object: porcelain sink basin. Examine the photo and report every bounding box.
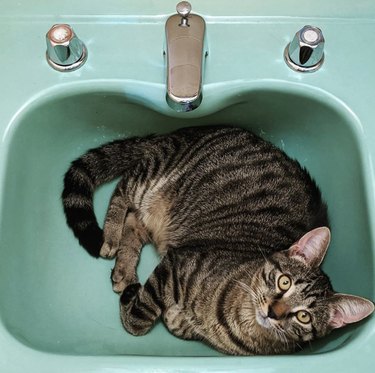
[0,1,375,372]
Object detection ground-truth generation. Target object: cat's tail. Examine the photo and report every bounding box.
[61,135,155,257]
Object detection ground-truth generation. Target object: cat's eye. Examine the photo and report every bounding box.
[296,310,311,324]
[277,274,292,292]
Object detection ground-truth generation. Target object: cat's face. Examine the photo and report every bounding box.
[252,251,333,345]
[249,227,374,349]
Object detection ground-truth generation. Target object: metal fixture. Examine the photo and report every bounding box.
[284,25,325,73]
[177,1,191,27]
[46,24,87,72]
[165,2,207,112]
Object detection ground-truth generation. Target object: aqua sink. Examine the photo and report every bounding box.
[0,1,375,372]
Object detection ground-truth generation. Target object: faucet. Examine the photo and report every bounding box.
[165,2,207,112]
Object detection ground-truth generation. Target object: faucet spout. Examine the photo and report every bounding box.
[165,2,206,112]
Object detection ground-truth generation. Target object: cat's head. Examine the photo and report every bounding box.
[250,227,374,349]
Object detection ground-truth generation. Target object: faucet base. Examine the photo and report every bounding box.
[46,45,88,72]
[284,43,324,73]
[166,93,202,112]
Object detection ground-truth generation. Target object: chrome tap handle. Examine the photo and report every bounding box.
[284,25,325,73]
[46,24,87,72]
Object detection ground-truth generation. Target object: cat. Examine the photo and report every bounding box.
[62,125,374,355]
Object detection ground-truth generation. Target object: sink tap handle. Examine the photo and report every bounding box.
[46,24,87,72]
[284,25,325,73]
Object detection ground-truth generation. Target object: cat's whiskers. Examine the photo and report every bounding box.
[256,246,271,265]
[295,341,303,351]
[234,280,258,301]
[234,280,266,326]
[307,340,313,351]
[272,324,291,351]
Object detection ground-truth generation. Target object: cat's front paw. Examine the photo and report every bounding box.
[100,241,118,259]
[120,283,141,306]
[111,263,138,294]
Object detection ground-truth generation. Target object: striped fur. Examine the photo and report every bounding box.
[62,126,373,355]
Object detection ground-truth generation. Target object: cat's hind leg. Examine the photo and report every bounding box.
[163,304,202,340]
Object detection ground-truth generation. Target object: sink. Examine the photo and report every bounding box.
[0,1,375,372]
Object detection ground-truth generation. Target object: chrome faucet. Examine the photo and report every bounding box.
[165,2,207,112]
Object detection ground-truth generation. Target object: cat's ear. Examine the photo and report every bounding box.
[287,227,330,267]
[328,293,374,329]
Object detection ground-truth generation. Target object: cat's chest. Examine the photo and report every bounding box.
[133,176,174,253]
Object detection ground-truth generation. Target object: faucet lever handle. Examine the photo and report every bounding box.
[176,1,192,27]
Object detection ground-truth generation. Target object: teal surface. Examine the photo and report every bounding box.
[0,1,375,372]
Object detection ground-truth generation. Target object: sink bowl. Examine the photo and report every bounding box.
[0,82,373,361]
[0,1,375,372]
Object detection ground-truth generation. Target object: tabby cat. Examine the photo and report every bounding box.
[62,125,374,355]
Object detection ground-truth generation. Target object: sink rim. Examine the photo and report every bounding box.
[0,77,366,133]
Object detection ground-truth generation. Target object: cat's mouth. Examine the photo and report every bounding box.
[255,309,273,329]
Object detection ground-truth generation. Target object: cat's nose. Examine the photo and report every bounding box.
[267,306,278,319]
[267,301,289,320]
